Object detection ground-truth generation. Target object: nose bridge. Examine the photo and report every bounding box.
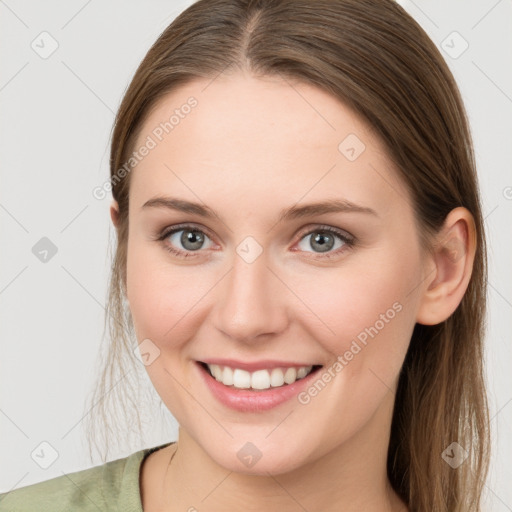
[214,246,287,342]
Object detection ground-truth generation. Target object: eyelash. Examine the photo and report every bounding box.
[155,223,355,260]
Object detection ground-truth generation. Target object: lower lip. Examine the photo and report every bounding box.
[196,362,322,412]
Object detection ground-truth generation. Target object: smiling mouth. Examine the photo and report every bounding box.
[199,362,323,391]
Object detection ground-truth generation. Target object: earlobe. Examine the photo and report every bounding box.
[416,207,477,326]
[110,200,120,228]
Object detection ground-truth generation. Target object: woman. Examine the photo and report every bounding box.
[0,0,490,510]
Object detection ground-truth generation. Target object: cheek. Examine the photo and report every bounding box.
[126,237,214,354]
[289,260,418,443]
[125,240,206,410]
[127,235,178,340]
[299,250,419,376]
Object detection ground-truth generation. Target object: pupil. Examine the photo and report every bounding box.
[182,230,204,250]
[312,232,333,253]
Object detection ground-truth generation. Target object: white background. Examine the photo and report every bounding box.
[1,0,511,509]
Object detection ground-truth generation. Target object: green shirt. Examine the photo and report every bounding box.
[0,442,174,511]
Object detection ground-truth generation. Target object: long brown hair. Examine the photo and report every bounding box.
[85,1,491,510]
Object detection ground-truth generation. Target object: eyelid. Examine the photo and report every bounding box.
[159,222,216,242]
[295,223,354,241]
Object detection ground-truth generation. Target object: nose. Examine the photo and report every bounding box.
[213,250,288,343]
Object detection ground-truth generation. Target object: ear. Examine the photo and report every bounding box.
[416,207,477,326]
[110,199,120,229]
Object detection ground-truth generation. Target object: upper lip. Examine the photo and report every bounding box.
[198,358,321,372]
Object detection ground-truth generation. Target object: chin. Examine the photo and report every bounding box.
[200,436,312,476]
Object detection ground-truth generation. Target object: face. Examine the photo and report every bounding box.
[122,72,428,474]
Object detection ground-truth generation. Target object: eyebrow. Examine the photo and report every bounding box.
[141,196,379,222]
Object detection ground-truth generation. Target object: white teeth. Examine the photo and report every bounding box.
[233,369,251,388]
[284,367,297,384]
[205,363,314,390]
[251,369,270,390]
[297,367,308,379]
[222,366,233,385]
[210,364,222,380]
[270,368,285,387]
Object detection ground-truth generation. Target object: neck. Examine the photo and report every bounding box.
[152,392,407,512]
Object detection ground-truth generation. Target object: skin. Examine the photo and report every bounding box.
[110,71,476,512]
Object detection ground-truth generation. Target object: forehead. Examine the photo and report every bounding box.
[129,73,411,218]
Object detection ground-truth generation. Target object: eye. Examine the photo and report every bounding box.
[156,223,355,260]
[295,225,355,258]
[157,224,215,258]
